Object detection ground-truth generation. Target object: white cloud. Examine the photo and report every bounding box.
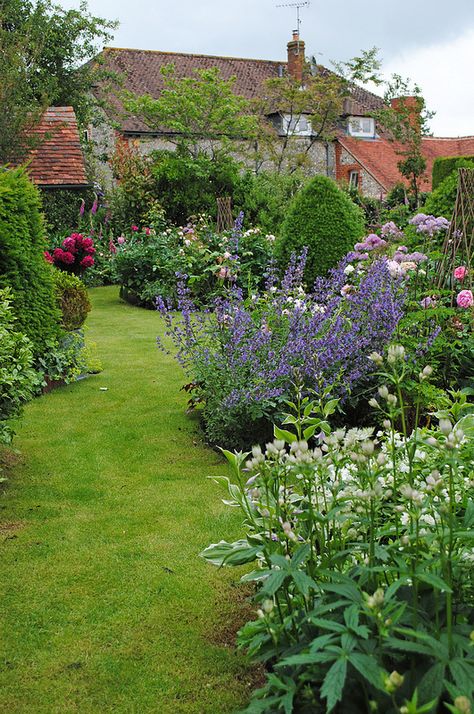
[382,27,474,137]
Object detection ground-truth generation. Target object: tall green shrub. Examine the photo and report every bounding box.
[0,167,61,355]
[432,155,474,190]
[235,171,307,236]
[276,175,365,284]
[424,160,474,219]
[0,288,38,444]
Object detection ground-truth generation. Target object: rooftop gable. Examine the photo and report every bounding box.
[26,106,88,188]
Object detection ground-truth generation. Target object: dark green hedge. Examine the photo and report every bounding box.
[276,175,365,286]
[432,156,474,190]
[0,167,61,355]
[40,187,94,236]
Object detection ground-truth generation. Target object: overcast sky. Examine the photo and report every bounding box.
[61,0,474,136]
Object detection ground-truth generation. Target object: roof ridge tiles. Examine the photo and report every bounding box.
[103,46,285,65]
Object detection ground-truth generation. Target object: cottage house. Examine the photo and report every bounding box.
[90,34,474,197]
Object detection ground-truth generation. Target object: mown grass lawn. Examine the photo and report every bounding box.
[0,286,254,713]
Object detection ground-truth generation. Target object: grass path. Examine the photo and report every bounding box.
[0,286,253,713]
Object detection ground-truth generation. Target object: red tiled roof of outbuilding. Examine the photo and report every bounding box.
[26,107,89,187]
[337,134,474,192]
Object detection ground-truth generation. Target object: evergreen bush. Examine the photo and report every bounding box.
[0,167,61,355]
[276,175,365,285]
[424,160,474,219]
[52,269,91,330]
[432,155,474,190]
[0,288,38,444]
[235,171,307,236]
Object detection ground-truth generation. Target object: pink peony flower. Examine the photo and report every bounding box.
[60,251,75,265]
[44,251,54,264]
[62,236,77,253]
[456,290,473,308]
[80,255,95,268]
[131,225,139,231]
[144,227,151,235]
[117,236,126,245]
[454,266,468,281]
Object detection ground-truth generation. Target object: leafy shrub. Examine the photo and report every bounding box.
[276,176,365,285]
[40,187,95,235]
[149,150,242,225]
[51,269,91,330]
[38,332,88,384]
[157,250,405,449]
[0,167,61,355]
[432,155,474,190]
[425,160,474,219]
[235,171,308,236]
[202,356,474,713]
[112,215,274,308]
[0,288,38,444]
[108,140,159,232]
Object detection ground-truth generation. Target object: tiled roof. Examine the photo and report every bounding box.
[26,107,88,187]
[96,47,384,133]
[337,134,474,192]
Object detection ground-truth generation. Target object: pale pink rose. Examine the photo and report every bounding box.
[454,266,468,280]
[456,289,473,308]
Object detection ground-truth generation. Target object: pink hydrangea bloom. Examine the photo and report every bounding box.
[454,266,468,280]
[456,290,473,308]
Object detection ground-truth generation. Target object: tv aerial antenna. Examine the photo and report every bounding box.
[276,1,310,35]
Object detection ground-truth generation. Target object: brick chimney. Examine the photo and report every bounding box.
[390,96,422,132]
[287,30,305,83]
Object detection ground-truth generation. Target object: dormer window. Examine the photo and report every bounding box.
[348,116,375,138]
[282,114,312,136]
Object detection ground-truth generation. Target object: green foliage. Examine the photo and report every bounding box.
[108,140,159,232]
[235,171,308,236]
[150,150,242,225]
[277,176,365,284]
[38,331,88,384]
[0,0,117,162]
[425,161,474,219]
[432,156,474,190]
[0,167,61,355]
[0,288,38,444]
[51,268,91,331]
[203,364,474,713]
[41,188,94,236]
[124,64,258,160]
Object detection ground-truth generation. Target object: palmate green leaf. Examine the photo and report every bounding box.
[349,653,387,692]
[291,543,311,567]
[418,662,445,706]
[292,570,317,596]
[279,650,335,667]
[394,628,449,660]
[448,659,474,696]
[309,634,340,653]
[343,604,359,631]
[310,618,346,634]
[261,569,288,596]
[385,637,434,657]
[321,658,347,713]
[415,571,452,593]
[200,539,260,567]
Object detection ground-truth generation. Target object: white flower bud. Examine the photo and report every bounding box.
[378,385,389,399]
[439,419,452,435]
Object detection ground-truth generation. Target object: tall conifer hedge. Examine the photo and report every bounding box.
[0,168,61,355]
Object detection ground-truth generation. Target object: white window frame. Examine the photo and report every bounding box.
[282,113,312,136]
[349,170,360,189]
[347,116,375,138]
